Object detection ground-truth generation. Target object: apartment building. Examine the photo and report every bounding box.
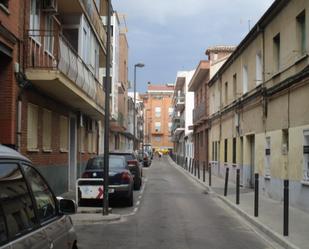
[109,13,129,151]
[0,0,110,195]
[142,84,174,151]
[188,46,235,168]
[208,0,309,212]
[171,71,195,164]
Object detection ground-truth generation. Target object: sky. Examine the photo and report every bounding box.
[112,0,275,93]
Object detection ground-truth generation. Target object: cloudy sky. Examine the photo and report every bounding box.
[113,0,275,92]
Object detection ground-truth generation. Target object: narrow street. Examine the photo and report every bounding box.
[75,157,273,249]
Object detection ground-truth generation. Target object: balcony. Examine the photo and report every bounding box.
[110,112,126,132]
[175,95,185,112]
[58,0,107,51]
[171,119,185,136]
[25,30,105,119]
[193,101,207,124]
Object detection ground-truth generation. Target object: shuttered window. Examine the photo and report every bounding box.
[60,116,68,152]
[27,103,38,151]
[43,109,52,151]
[88,132,92,153]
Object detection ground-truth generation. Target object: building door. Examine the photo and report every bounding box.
[69,116,77,191]
[249,135,255,188]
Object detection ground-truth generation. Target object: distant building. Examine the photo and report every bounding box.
[141,84,174,150]
[171,71,195,165]
[188,46,235,168]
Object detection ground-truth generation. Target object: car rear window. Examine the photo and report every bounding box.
[111,153,135,161]
[86,156,125,170]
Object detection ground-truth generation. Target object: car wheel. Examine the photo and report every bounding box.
[126,190,133,207]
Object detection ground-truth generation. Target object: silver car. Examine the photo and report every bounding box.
[0,145,78,249]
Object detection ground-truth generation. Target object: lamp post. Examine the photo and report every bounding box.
[133,63,145,150]
[103,0,111,216]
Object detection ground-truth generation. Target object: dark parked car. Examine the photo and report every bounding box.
[79,154,134,206]
[138,151,151,167]
[110,151,142,190]
[0,145,77,249]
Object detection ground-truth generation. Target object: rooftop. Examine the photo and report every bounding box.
[147,84,175,92]
[205,45,237,55]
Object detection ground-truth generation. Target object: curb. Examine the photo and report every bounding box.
[168,156,300,249]
[71,213,121,225]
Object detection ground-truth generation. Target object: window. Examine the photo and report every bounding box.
[155,136,161,142]
[265,137,271,177]
[27,103,38,151]
[242,65,248,94]
[155,107,161,117]
[30,0,40,33]
[155,122,161,132]
[88,132,93,153]
[303,131,309,181]
[224,139,228,163]
[282,129,289,155]
[297,11,306,55]
[168,122,172,132]
[168,107,173,116]
[0,0,8,8]
[44,15,53,54]
[212,142,215,160]
[43,109,52,151]
[232,137,237,164]
[273,33,281,72]
[233,74,237,99]
[256,51,263,85]
[60,116,68,152]
[0,164,36,240]
[22,165,56,222]
[224,82,228,105]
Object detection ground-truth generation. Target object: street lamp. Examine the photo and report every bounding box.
[103,0,112,216]
[133,63,145,150]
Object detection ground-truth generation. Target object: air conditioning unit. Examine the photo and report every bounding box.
[42,0,58,13]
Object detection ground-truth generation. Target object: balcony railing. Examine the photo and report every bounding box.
[193,102,207,123]
[171,119,185,131]
[25,30,104,108]
[81,0,107,48]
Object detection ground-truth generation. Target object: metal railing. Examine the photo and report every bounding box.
[193,101,207,123]
[25,30,104,108]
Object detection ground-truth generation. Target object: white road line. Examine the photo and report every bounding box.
[133,207,138,213]
[136,200,140,206]
[138,195,142,199]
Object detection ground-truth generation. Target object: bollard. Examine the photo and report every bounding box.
[203,162,206,182]
[236,168,240,205]
[191,159,194,174]
[209,163,212,186]
[197,161,200,179]
[194,159,196,176]
[283,179,289,236]
[254,173,259,217]
[189,158,192,172]
[185,157,188,170]
[224,167,229,196]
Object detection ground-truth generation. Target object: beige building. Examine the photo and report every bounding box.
[208,0,309,212]
[142,84,174,150]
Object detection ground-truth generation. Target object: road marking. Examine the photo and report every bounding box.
[136,200,140,206]
[138,195,142,199]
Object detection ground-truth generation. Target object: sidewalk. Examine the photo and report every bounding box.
[60,191,121,225]
[168,156,309,249]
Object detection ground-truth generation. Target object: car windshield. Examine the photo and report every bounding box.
[86,156,125,170]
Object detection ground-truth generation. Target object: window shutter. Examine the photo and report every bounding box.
[43,109,52,150]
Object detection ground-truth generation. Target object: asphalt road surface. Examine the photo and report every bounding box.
[75,157,275,249]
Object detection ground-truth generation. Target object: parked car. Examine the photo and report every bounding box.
[138,151,151,167]
[79,154,134,206]
[143,144,153,159]
[0,145,78,249]
[110,151,142,190]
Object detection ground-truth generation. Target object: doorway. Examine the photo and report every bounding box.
[249,135,255,188]
[69,116,77,191]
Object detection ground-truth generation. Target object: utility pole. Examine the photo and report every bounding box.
[103,0,111,216]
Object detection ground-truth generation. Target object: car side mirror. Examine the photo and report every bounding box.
[58,198,77,214]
